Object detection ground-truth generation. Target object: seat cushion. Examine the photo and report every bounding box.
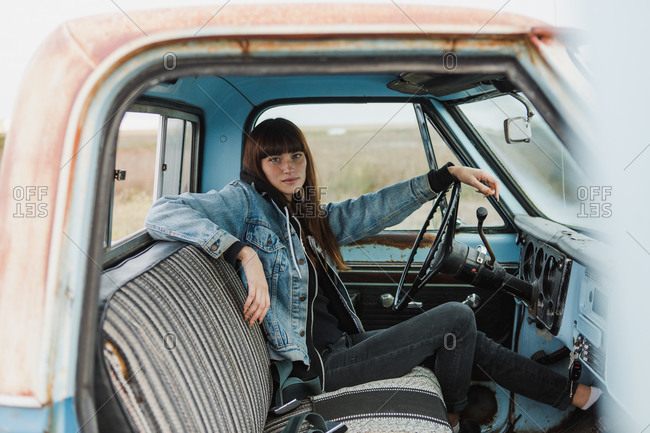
[97,243,273,433]
[264,366,452,433]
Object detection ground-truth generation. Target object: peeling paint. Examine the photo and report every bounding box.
[536,328,554,342]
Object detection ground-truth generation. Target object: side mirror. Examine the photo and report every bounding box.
[504,116,532,143]
[503,92,535,143]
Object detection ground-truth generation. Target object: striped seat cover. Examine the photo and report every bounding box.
[95,242,451,433]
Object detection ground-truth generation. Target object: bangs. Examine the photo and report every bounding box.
[259,133,304,157]
[252,118,306,158]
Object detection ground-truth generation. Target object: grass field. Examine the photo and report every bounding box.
[302,125,503,229]
[111,130,158,242]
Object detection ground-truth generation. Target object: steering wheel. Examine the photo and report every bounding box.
[393,180,461,312]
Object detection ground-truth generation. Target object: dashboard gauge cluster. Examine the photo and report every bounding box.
[519,234,573,334]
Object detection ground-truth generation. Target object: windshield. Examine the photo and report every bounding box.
[457,94,596,230]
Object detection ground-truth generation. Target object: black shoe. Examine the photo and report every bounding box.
[458,419,481,433]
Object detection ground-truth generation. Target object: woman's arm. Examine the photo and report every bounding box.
[237,246,270,326]
[324,174,435,246]
[325,164,499,246]
[145,183,271,325]
[145,182,249,258]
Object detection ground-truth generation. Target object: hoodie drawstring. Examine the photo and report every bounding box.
[284,207,302,279]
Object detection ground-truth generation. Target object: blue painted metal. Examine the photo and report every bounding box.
[0,397,78,433]
[556,262,607,385]
[341,232,520,264]
[226,73,405,105]
[509,302,573,431]
[509,299,597,431]
[556,262,585,349]
[193,78,252,192]
[0,405,50,433]
[144,76,252,191]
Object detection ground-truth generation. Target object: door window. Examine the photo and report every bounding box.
[108,108,198,247]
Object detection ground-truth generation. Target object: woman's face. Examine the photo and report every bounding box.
[261,151,307,201]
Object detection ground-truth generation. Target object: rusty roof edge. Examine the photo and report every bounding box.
[59,24,543,179]
[531,26,588,45]
[193,24,541,39]
[65,3,550,31]
[63,21,99,69]
[88,23,544,42]
[0,394,43,408]
[65,7,552,63]
[73,24,542,83]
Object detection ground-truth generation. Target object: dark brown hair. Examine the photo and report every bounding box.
[243,118,349,270]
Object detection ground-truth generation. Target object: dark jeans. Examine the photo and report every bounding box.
[321,302,571,413]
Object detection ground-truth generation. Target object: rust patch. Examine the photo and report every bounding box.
[342,265,465,285]
[352,232,436,250]
[105,340,129,378]
[536,328,553,342]
[238,38,250,56]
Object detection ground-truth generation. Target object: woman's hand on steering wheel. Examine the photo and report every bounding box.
[393,165,500,312]
[448,166,500,201]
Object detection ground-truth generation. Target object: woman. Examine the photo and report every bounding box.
[145,118,601,433]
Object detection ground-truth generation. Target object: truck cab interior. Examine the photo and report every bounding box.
[100,59,607,432]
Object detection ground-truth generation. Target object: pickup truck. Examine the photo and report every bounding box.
[0,4,625,432]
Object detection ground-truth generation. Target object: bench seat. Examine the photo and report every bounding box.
[94,242,452,432]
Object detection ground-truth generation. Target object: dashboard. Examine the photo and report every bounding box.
[515,215,609,382]
[519,234,573,333]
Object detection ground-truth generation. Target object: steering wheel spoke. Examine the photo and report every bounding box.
[393,181,461,312]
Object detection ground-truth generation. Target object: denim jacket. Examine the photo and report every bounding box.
[145,174,438,366]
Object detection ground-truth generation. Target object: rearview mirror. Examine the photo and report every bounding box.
[504,116,532,143]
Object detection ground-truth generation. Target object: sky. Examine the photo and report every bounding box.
[0,0,586,130]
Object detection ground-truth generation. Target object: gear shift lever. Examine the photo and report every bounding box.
[476,207,496,268]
